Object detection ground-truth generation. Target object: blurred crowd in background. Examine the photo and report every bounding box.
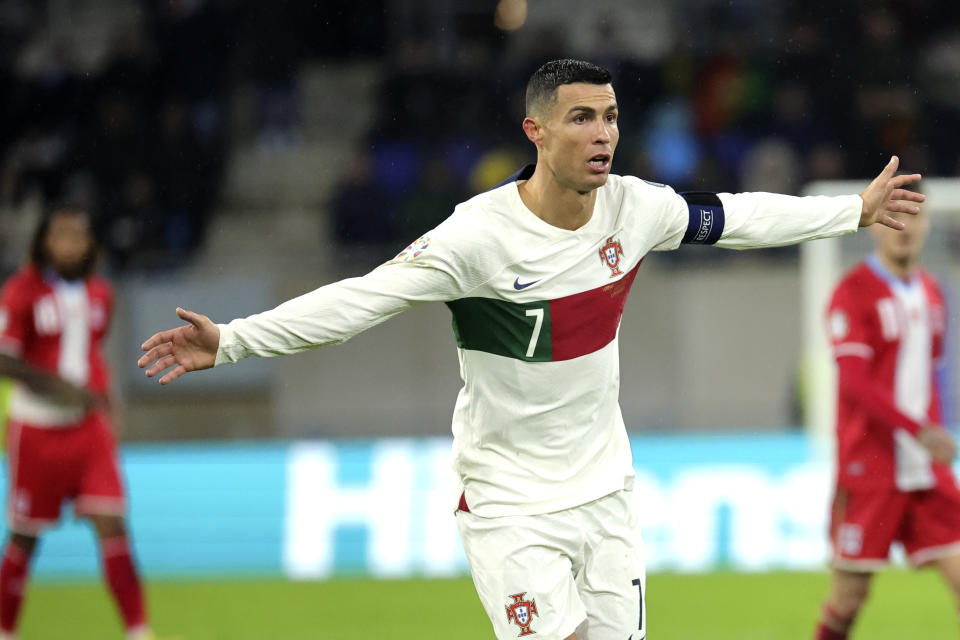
[2,0,960,274]
[335,0,960,248]
[0,0,381,276]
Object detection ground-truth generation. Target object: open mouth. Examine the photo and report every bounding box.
[587,154,611,172]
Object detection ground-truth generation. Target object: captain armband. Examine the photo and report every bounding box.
[680,192,725,245]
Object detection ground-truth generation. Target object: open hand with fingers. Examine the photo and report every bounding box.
[138,307,220,384]
[858,156,925,229]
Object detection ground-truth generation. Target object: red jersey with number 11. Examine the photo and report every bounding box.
[827,256,949,492]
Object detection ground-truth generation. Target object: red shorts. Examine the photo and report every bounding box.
[830,479,960,570]
[6,412,126,534]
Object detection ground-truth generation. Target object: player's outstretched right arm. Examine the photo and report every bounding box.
[138,307,220,385]
[138,208,505,383]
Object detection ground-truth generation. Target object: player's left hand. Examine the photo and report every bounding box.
[858,155,924,229]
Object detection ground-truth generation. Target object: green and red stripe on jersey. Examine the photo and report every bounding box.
[446,261,641,362]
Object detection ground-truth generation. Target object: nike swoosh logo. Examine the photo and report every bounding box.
[513,277,540,290]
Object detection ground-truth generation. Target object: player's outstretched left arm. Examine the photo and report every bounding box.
[857,155,924,229]
[657,155,927,252]
[138,307,220,385]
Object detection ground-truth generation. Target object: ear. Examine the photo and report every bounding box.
[522,116,543,147]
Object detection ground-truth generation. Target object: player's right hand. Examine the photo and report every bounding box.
[138,307,220,385]
[918,425,958,464]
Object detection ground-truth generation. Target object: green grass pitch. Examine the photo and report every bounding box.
[19,570,956,639]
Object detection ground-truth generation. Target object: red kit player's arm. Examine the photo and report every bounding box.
[836,355,923,436]
[0,353,93,408]
[0,275,90,405]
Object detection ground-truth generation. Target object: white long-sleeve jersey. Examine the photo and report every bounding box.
[216,169,861,517]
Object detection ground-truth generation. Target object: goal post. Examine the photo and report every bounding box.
[800,178,960,454]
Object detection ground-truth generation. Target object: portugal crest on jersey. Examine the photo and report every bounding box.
[505,592,538,636]
[599,236,624,277]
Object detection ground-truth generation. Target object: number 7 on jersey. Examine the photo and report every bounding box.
[524,308,544,358]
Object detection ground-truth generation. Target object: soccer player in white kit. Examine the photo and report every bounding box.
[138,60,924,639]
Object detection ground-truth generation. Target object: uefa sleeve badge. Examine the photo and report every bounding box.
[393,235,431,262]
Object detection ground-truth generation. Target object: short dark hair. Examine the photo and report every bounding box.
[525,59,613,117]
[29,203,97,278]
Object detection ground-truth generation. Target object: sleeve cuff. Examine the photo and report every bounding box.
[833,342,874,360]
[842,194,863,232]
[214,323,239,366]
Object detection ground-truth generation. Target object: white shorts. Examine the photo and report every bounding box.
[457,489,646,640]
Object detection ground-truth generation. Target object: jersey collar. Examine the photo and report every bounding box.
[41,267,85,288]
[866,253,920,291]
[490,164,536,191]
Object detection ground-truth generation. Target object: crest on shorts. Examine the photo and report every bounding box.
[599,236,624,277]
[837,523,863,555]
[505,592,538,637]
[12,490,29,515]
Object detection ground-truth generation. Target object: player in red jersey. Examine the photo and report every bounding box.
[0,205,155,640]
[814,198,960,639]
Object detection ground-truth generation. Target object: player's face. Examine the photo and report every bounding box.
[44,211,93,280]
[540,83,619,193]
[871,204,929,266]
